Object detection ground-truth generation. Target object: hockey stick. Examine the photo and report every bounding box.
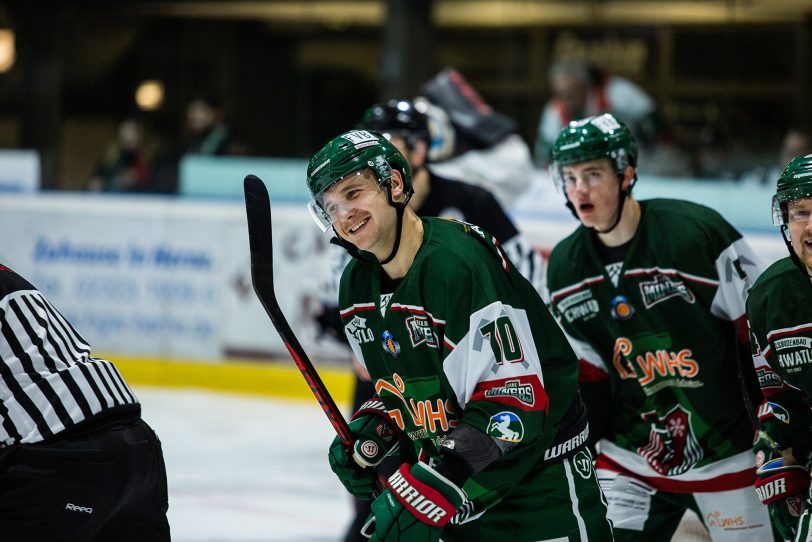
[243,175,354,447]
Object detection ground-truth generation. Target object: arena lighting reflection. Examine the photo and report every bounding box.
[0,29,14,73]
[135,79,165,111]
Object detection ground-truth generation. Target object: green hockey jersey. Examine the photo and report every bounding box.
[546,199,764,492]
[747,256,812,456]
[339,217,581,517]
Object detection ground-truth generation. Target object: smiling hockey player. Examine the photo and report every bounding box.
[747,154,812,541]
[306,129,612,541]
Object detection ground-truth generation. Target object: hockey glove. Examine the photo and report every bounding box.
[752,430,780,469]
[755,457,810,540]
[329,399,400,500]
[367,462,466,542]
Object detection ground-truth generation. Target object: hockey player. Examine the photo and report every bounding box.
[325,99,545,541]
[307,129,612,541]
[545,113,776,541]
[747,154,812,540]
[0,264,169,540]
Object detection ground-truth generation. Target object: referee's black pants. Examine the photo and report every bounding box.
[0,419,170,541]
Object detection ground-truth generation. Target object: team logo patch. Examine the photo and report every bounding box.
[610,295,635,321]
[767,402,790,424]
[345,315,374,344]
[487,411,524,443]
[756,367,783,391]
[573,450,593,479]
[381,330,401,359]
[405,316,438,348]
[638,274,695,309]
[638,405,703,476]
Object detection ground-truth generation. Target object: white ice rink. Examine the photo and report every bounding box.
[136,386,354,542]
[139,385,710,542]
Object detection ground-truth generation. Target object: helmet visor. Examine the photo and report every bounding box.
[306,169,388,233]
[773,185,812,226]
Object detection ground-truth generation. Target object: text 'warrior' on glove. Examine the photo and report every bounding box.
[328,398,401,500]
[367,462,466,542]
[755,457,810,540]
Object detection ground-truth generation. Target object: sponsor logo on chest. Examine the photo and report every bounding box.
[638,274,695,309]
[557,289,599,323]
[774,336,812,372]
[345,314,374,344]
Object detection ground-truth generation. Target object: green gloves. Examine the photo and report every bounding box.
[328,399,400,499]
[367,462,466,542]
[755,457,810,540]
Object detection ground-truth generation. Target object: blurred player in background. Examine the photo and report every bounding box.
[747,154,812,541]
[545,113,776,541]
[306,129,612,541]
[0,264,169,541]
[359,98,544,294]
[534,58,658,168]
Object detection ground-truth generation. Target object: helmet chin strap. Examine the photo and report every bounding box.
[566,175,630,235]
[593,183,629,235]
[780,225,812,280]
[378,187,408,265]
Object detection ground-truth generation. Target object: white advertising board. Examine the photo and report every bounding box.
[0,190,790,361]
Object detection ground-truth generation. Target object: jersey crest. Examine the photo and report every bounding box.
[405,316,439,348]
[638,405,704,476]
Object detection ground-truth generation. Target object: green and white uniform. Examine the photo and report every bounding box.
[547,199,774,540]
[340,217,612,542]
[747,257,812,540]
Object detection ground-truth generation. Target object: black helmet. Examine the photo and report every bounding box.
[358,100,430,150]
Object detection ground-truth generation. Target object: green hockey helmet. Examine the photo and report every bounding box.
[550,113,638,191]
[772,154,812,226]
[306,129,412,232]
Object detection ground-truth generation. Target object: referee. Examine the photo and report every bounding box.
[0,263,169,541]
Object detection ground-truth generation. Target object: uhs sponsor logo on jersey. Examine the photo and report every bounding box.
[639,274,695,309]
[405,316,438,348]
[557,289,599,323]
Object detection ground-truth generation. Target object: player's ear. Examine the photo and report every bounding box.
[621,164,635,191]
[389,169,405,201]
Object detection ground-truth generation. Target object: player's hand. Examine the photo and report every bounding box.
[755,457,810,539]
[366,462,465,542]
[328,402,400,499]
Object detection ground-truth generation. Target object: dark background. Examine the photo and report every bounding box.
[0,0,810,188]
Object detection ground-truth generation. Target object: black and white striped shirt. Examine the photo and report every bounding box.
[0,264,139,447]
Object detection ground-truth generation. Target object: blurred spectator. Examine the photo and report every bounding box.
[533,58,659,167]
[778,129,812,170]
[740,128,812,184]
[147,94,246,194]
[87,119,151,192]
[183,95,244,156]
